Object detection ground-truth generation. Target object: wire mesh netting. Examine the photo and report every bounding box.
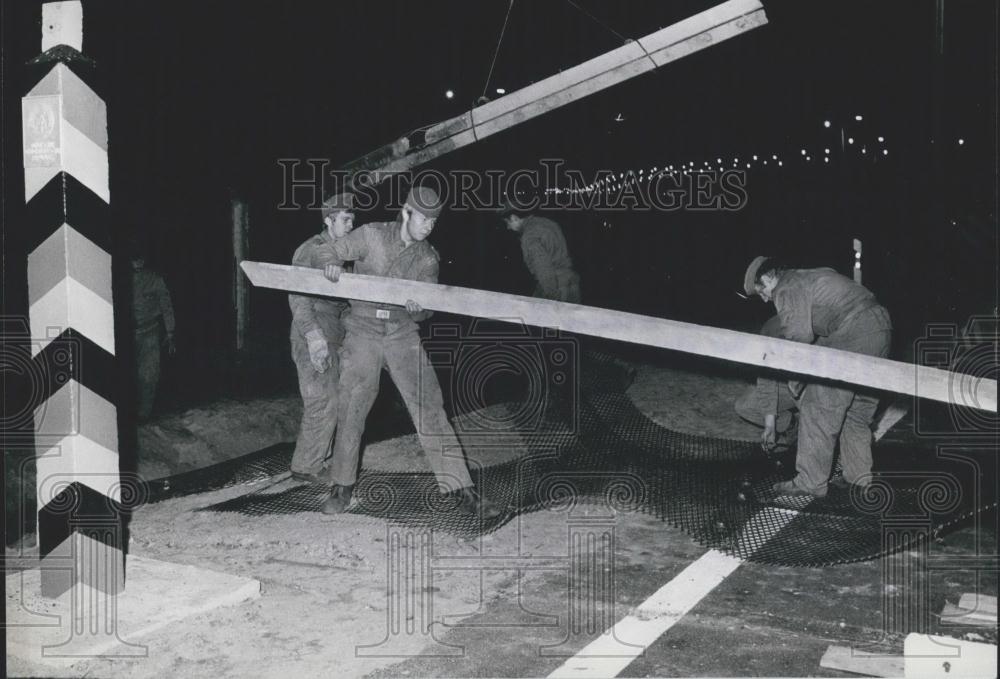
[171,354,993,566]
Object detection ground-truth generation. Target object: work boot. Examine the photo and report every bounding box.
[448,486,503,520]
[828,476,850,491]
[772,479,826,499]
[829,475,871,492]
[321,484,354,514]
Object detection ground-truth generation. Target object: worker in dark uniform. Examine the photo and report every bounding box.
[321,186,501,518]
[500,203,638,386]
[743,256,892,497]
[500,204,581,303]
[734,315,800,450]
[287,193,355,483]
[131,252,176,421]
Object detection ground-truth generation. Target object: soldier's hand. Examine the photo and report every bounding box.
[761,423,777,451]
[164,333,177,355]
[405,299,422,314]
[787,380,804,400]
[305,330,331,373]
[324,264,343,282]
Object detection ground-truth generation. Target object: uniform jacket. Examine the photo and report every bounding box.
[289,229,350,345]
[773,268,891,344]
[326,220,439,327]
[132,268,175,336]
[519,216,578,301]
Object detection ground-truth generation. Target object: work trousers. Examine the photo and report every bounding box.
[290,333,340,475]
[328,314,474,493]
[135,329,161,421]
[534,270,582,303]
[794,307,892,494]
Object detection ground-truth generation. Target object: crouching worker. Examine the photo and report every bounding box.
[734,315,800,451]
[288,193,355,483]
[321,186,502,519]
[743,256,891,498]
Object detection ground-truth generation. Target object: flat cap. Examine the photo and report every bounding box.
[743,255,771,297]
[405,186,444,219]
[321,193,355,219]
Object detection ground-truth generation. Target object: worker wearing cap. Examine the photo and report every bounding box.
[287,193,355,483]
[500,203,581,303]
[743,256,892,497]
[321,186,501,518]
[131,250,176,421]
[734,314,801,450]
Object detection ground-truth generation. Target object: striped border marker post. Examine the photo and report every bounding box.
[23,0,128,621]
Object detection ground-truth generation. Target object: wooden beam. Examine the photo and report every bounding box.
[240,261,998,413]
[342,0,767,179]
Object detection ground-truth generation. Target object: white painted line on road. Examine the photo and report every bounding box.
[547,508,799,678]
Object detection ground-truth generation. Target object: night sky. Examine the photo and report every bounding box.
[2,0,997,410]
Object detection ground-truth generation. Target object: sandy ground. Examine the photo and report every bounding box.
[6,363,991,679]
[137,397,302,480]
[626,362,760,440]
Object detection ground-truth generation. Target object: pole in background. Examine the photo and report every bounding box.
[231,196,250,356]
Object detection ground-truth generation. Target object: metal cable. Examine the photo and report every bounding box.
[562,0,659,71]
[481,0,516,100]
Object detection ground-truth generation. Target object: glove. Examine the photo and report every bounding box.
[305,330,331,373]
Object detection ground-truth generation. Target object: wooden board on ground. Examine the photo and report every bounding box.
[240,261,998,413]
[940,594,999,626]
[940,603,998,627]
[820,645,905,677]
[959,593,998,616]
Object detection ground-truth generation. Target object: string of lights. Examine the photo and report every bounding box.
[542,117,970,196]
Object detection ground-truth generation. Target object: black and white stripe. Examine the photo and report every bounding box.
[23,4,122,598]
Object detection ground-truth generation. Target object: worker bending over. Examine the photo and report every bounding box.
[743,256,891,498]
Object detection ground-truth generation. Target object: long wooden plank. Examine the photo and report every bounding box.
[471,10,768,148]
[342,0,766,177]
[241,261,997,413]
